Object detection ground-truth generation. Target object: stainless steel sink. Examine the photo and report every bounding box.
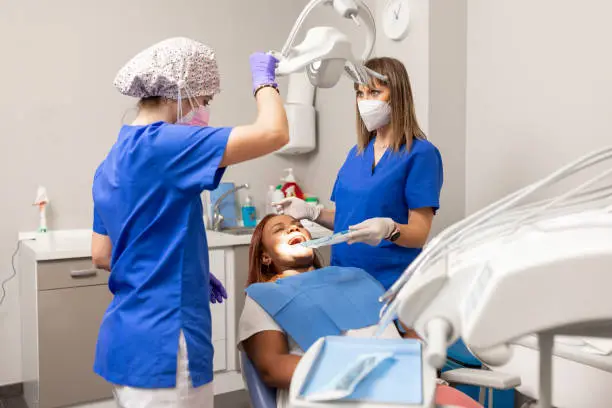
[219,227,255,236]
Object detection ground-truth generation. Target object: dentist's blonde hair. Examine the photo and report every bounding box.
[355,57,426,153]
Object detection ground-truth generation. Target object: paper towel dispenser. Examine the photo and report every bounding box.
[276,72,317,156]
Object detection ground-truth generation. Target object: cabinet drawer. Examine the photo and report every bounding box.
[38,285,113,408]
[38,258,109,291]
[213,339,226,372]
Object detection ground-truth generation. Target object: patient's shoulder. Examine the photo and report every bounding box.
[238,296,284,347]
[240,296,276,327]
[241,296,270,319]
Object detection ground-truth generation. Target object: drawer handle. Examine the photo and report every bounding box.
[70,268,99,278]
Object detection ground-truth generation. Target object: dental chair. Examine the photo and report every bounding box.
[240,351,276,408]
[443,340,518,408]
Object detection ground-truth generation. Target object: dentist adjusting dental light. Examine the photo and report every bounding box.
[286,146,612,408]
[270,0,386,155]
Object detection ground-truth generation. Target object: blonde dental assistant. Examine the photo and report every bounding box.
[90,38,288,407]
[276,57,443,291]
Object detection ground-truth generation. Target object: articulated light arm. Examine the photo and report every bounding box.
[275,0,384,88]
[280,0,375,61]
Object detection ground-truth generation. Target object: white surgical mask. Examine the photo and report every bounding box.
[358,100,391,132]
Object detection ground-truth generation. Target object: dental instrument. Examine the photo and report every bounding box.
[380,145,612,330]
[382,145,612,407]
[298,230,351,249]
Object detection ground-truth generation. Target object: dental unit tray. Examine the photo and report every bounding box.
[299,230,351,249]
[379,145,612,408]
[289,336,439,408]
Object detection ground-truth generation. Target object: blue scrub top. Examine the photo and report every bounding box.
[331,138,443,290]
[91,121,231,388]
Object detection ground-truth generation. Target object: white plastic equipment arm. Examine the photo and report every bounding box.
[441,368,521,390]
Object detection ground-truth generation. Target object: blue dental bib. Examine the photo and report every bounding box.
[246,266,385,350]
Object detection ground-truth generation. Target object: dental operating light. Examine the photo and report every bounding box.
[273,0,386,88]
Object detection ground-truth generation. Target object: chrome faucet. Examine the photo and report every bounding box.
[211,183,249,231]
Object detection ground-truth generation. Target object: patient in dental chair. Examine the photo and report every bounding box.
[238,214,482,408]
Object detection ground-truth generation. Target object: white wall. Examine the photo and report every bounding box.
[0,0,305,386]
[375,0,468,235]
[466,0,612,213]
[428,0,467,234]
[376,0,431,133]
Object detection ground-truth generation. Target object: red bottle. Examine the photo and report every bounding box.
[280,168,304,200]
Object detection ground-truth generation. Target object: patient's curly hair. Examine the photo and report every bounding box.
[246,214,323,286]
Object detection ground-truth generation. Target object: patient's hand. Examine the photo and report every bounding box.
[398,321,421,340]
[402,328,421,339]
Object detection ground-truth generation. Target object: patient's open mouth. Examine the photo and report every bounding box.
[288,234,306,246]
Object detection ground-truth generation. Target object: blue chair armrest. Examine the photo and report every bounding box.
[240,351,277,408]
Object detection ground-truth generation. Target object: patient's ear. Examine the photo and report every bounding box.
[261,253,272,266]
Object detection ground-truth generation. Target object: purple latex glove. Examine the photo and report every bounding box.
[249,52,278,94]
[209,273,227,304]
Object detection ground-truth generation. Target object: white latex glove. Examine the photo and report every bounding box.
[348,217,396,246]
[273,197,321,221]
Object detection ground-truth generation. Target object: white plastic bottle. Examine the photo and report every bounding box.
[266,185,276,215]
[271,186,285,214]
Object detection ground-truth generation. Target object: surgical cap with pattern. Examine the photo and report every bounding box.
[114,37,221,99]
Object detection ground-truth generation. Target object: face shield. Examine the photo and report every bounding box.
[344,61,388,86]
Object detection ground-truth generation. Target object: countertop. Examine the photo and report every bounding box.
[20,222,331,261]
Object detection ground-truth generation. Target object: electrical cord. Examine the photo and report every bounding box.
[0,239,22,307]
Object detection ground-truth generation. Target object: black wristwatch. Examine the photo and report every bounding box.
[387,224,401,242]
